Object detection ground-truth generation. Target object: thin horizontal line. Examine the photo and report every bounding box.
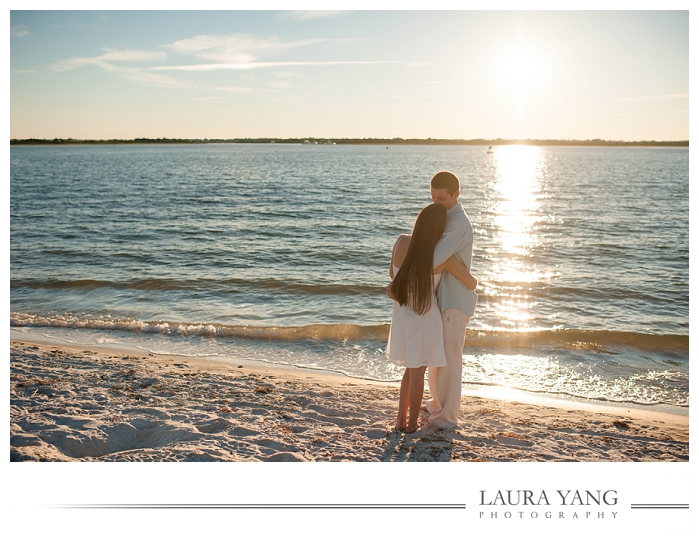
[52,503,466,510]
[630,504,688,509]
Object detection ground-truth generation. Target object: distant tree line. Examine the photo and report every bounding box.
[10,137,689,147]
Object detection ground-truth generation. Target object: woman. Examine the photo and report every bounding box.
[387,203,477,433]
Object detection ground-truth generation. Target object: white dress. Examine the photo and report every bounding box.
[386,263,447,368]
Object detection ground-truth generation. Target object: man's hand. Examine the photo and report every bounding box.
[386,281,395,301]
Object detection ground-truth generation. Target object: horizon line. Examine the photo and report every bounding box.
[10,137,690,145]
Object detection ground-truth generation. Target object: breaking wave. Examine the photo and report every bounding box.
[10,312,688,354]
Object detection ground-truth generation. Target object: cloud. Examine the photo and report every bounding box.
[162,34,324,64]
[51,48,167,72]
[11,25,29,38]
[100,49,167,62]
[280,11,352,20]
[154,60,388,71]
[43,32,385,94]
[157,33,383,72]
[212,87,254,94]
[49,48,184,89]
[119,68,186,89]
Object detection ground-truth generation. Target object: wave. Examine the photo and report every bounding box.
[462,328,688,354]
[10,312,688,353]
[11,278,688,307]
[10,278,384,296]
[10,312,388,341]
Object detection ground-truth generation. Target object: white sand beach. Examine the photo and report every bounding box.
[10,339,688,462]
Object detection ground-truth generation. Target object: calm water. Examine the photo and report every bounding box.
[10,144,689,408]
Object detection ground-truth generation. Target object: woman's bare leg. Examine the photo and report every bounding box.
[396,369,410,431]
[406,366,427,434]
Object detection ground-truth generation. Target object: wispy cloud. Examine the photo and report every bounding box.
[153,60,388,71]
[281,11,352,20]
[157,33,382,72]
[11,25,29,38]
[49,48,184,89]
[119,68,186,89]
[51,48,167,72]
[162,34,324,64]
[44,32,385,93]
[212,86,254,94]
[101,49,167,62]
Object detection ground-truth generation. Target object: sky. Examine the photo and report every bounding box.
[9,9,690,141]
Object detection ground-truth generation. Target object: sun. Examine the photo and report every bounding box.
[500,48,542,109]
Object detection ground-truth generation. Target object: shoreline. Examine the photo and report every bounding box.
[10,339,688,462]
[10,328,687,419]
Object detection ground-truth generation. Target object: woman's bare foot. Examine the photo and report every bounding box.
[395,415,407,432]
[405,422,419,434]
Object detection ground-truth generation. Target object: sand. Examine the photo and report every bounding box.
[9,339,688,462]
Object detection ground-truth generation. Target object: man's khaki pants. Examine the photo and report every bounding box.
[426,308,469,427]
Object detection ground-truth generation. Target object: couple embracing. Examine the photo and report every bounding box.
[386,171,477,434]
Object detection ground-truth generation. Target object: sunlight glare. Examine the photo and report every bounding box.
[483,145,547,330]
[501,48,542,110]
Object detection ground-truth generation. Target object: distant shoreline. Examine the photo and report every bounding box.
[9,137,689,147]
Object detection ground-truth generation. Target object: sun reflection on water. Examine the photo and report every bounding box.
[483,145,548,330]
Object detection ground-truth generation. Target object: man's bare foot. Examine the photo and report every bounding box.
[405,423,419,434]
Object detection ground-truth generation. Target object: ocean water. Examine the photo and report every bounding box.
[10,144,689,409]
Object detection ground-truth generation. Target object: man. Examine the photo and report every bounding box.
[425,170,477,428]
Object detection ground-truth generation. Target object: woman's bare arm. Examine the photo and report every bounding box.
[389,234,410,280]
[434,256,477,290]
[387,235,410,297]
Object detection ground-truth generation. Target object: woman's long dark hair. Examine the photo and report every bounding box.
[392,203,447,315]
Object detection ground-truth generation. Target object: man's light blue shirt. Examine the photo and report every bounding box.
[433,203,478,317]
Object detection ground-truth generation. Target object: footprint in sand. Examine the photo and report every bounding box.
[195,418,234,434]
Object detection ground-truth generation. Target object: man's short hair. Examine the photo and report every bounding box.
[430,171,460,195]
